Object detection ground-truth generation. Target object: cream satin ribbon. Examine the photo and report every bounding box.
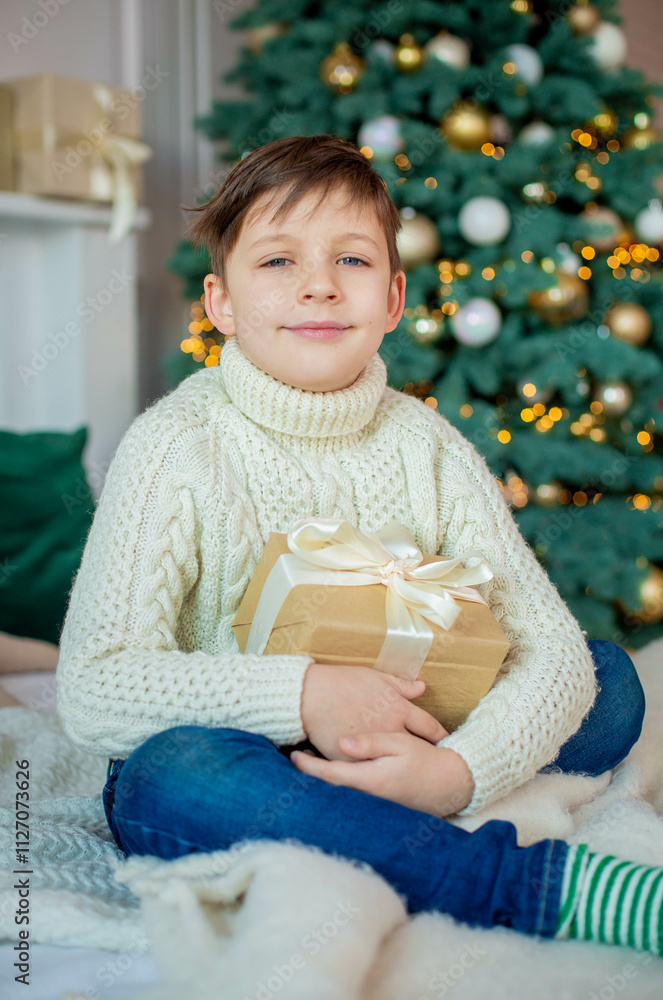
[245,517,496,679]
[15,84,152,243]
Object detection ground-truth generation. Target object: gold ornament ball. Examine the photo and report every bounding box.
[617,563,663,624]
[567,3,601,35]
[587,106,618,138]
[604,302,652,346]
[247,21,289,54]
[594,380,633,416]
[396,212,441,271]
[528,270,589,325]
[440,101,492,151]
[622,126,662,150]
[580,205,628,253]
[395,34,425,73]
[320,42,365,93]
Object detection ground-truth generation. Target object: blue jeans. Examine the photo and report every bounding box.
[102,639,644,937]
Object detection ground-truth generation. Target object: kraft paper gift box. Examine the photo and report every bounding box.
[231,518,511,734]
[3,74,152,240]
[0,85,14,191]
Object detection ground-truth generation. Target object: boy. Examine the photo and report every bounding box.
[57,135,658,953]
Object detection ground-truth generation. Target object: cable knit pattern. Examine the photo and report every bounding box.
[56,336,597,815]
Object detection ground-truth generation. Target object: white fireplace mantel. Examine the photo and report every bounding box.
[0,191,151,499]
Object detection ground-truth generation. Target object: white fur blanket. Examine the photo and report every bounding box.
[1,640,663,1000]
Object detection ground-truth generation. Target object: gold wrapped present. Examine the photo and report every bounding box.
[4,73,153,241]
[0,85,14,191]
[232,518,510,733]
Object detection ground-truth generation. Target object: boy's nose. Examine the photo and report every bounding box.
[297,263,341,299]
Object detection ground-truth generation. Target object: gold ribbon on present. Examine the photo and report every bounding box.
[245,517,496,679]
[14,83,152,243]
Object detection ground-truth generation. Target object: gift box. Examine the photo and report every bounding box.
[0,85,13,191]
[232,518,511,733]
[2,74,153,240]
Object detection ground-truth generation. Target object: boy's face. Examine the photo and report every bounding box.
[203,184,406,392]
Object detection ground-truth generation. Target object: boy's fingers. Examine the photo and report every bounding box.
[383,675,425,698]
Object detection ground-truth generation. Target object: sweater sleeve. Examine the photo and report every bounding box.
[56,410,314,759]
[433,430,597,815]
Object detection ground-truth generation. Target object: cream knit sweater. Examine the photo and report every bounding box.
[56,336,597,815]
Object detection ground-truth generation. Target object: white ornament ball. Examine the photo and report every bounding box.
[357,115,404,159]
[634,199,663,244]
[588,22,627,71]
[450,298,502,346]
[518,120,555,146]
[503,43,544,86]
[424,31,470,69]
[458,196,511,246]
[556,242,582,275]
[369,40,395,64]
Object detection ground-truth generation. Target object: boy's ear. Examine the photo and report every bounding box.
[385,270,406,334]
[203,274,235,336]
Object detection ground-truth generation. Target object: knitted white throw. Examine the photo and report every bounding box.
[1,639,662,1000]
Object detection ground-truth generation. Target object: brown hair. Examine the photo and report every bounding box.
[185,134,403,290]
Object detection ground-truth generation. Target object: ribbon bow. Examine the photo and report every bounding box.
[245,517,495,678]
[92,85,153,243]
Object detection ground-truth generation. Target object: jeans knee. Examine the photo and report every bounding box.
[587,640,646,764]
[115,726,273,811]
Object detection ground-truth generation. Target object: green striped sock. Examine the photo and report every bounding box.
[554,843,663,954]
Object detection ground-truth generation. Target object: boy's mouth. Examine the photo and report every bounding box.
[285,323,349,340]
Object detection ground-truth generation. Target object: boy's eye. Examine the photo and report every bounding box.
[262,256,367,268]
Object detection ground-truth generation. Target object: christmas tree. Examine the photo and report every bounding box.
[166,0,663,649]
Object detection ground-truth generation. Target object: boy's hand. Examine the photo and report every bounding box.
[290,734,475,817]
[300,662,447,762]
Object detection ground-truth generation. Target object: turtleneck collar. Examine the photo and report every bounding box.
[218,336,387,449]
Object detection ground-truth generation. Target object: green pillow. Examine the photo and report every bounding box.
[0,427,95,645]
